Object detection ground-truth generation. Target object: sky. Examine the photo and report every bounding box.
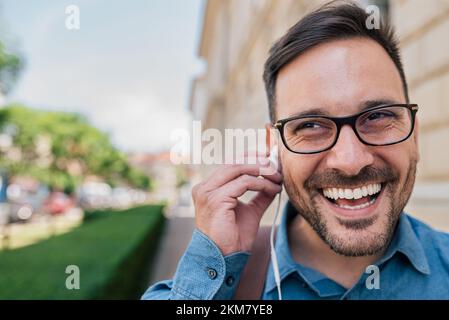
[0,0,205,153]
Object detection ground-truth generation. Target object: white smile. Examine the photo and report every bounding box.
[322,183,382,210]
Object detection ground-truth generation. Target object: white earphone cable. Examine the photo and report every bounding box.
[269,134,282,300]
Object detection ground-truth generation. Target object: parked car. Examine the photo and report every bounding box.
[7,182,49,223]
[0,171,10,225]
[77,181,112,210]
[43,191,74,215]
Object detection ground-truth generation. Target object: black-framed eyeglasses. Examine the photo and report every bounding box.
[274,104,419,154]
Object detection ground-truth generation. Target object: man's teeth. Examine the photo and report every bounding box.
[322,183,381,200]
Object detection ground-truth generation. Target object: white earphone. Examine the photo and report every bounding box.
[268,145,279,170]
[268,143,283,300]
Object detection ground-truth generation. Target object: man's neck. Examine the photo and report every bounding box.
[287,214,384,289]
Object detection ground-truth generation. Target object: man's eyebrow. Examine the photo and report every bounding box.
[283,99,400,119]
[285,108,329,118]
[360,99,399,111]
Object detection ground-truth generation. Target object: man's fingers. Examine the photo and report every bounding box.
[216,174,282,200]
[202,162,282,191]
[247,190,279,215]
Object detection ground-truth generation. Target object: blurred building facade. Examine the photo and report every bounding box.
[392,0,449,230]
[129,152,194,216]
[129,152,178,205]
[189,0,449,229]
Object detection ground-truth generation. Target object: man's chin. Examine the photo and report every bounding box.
[321,215,391,256]
[307,186,399,257]
[287,160,417,257]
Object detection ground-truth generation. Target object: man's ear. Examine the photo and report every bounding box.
[414,117,420,162]
[264,123,277,156]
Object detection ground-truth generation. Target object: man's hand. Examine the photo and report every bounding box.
[191,157,282,256]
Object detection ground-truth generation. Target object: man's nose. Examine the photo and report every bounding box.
[325,125,374,176]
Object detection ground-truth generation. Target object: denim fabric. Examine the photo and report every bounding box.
[142,228,250,300]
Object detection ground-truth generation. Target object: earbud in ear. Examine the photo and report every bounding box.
[269,146,279,171]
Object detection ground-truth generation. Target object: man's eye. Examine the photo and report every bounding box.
[367,111,395,121]
[296,122,322,130]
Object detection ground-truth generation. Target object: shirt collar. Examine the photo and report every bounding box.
[265,200,430,294]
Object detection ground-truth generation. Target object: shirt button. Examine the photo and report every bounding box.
[225,276,235,286]
[206,268,217,279]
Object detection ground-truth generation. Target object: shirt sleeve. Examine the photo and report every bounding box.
[141,228,250,300]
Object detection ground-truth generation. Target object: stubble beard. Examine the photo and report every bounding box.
[284,159,417,257]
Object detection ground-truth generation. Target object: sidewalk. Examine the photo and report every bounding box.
[148,205,195,285]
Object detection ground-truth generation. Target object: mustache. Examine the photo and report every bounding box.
[305,166,399,190]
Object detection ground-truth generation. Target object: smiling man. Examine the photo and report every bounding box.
[142,1,449,300]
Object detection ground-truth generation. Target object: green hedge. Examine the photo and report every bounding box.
[0,205,166,299]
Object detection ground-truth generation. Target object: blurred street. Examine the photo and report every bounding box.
[148,204,195,285]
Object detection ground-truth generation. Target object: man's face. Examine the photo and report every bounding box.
[275,38,419,256]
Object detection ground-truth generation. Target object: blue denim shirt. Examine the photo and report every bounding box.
[142,202,449,300]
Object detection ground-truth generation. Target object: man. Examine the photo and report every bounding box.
[142,1,449,299]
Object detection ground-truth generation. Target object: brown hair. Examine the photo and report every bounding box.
[263,0,408,123]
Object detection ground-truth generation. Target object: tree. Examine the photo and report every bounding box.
[0,41,22,95]
[0,105,152,193]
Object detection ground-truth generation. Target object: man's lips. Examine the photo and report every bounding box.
[323,183,381,203]
[317,182,385,217]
